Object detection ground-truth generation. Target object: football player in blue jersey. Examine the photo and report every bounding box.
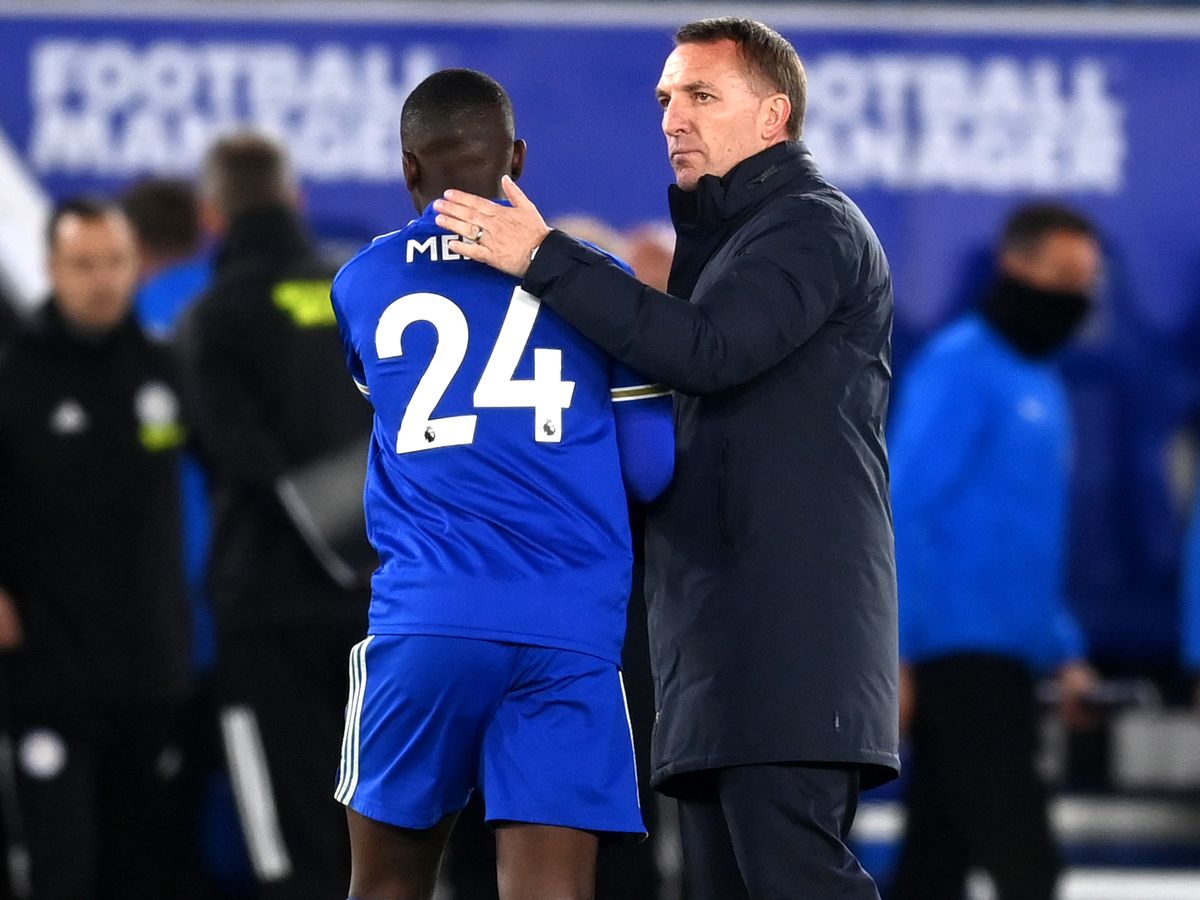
[329,69,675,900]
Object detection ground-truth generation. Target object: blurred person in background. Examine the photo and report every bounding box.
[889,202,1103,900]
[122,176,218,705]
[123,176,246,894]
[122,177,214,340]
[551,214,630,261]
[0,197,193,897]
[177,133,372,900]
[623,222,674,293]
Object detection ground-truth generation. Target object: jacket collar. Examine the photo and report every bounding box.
[668,140,821,229]
[215,204,312,272]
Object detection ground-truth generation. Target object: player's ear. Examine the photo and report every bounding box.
[402,150,420,192]
[509,139,527,182]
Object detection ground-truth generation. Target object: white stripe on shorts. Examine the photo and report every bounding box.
[334,640,362,801]
[618,672,642,813]
[335,636,373,805]
[220,704,293,882]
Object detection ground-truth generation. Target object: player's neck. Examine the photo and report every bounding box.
[412,180,504,213]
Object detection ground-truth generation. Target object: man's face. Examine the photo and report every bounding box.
[656,40,779,191]
[1003,230,1102,296]
[49,212,139,331]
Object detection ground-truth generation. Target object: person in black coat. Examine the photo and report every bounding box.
[433,17,898,899]
[0,197,193,898]
[176,134,372,900]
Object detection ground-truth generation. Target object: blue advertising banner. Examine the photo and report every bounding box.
[2,2,1199,662]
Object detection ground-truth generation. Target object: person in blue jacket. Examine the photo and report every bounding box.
[122,177,216,670]
[889,203,1103,900]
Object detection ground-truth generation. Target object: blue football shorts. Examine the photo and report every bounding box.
[334,634,645,835]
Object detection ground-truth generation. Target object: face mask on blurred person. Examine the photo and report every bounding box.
[981,276,1091,359]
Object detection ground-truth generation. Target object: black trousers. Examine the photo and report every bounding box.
[4,705,193,899]
[890,654,1060,900]
[675,763,880,900]
[218,620,363,900]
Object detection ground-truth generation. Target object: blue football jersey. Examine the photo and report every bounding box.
[331,204,664,664]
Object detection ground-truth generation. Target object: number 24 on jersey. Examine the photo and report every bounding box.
[374,287,575,454]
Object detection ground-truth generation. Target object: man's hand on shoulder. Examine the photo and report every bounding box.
[433,176,550,278]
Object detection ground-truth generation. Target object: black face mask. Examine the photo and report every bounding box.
[981,276,1091,359]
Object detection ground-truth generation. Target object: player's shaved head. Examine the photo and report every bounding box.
[400,68,526,212]
[402,68,514,145]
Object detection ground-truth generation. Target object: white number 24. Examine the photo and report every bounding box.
[374,287,576,454]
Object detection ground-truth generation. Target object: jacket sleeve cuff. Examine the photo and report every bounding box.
[522,229,610,297]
